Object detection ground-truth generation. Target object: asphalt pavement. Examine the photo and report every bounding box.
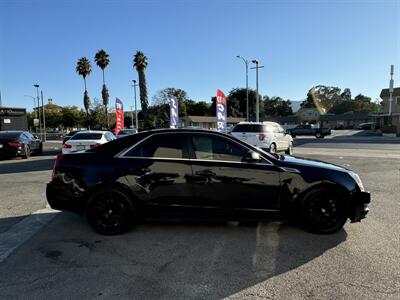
[0,137,399,299]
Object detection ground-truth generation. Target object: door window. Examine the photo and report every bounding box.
[124,134,186,159]
[191,135,248,162]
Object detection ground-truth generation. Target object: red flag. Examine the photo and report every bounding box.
[114,98,124,135]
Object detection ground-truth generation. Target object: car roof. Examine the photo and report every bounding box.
[236,121,279,125]
[74,130,109,134]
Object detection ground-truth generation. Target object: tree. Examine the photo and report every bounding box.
[329,94,380,114]
[61,106,85,129]
[94,49,110,127]
[300,85,342,114]
[152,88,188,116]
[185,100,210,116]
[341,88,352,101]
[133,51,149,122]
[76,57,92,116]
[264,96,293,116]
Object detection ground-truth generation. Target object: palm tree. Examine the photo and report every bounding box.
[76,57,92,116]
[133,50,149,121]
[95,49,110,127]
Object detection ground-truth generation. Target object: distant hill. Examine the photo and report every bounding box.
[290,101,302,112]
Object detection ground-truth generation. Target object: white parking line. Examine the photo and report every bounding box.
[0,207,59,263]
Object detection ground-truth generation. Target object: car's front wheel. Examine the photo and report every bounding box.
[315,132,323,138]
[300,188,348,234]
[285,142,293,155]
[22,145,30,159]
[269,143,277,153]
[87,187,135,235]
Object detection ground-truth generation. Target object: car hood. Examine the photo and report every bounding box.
[279,155,348,172]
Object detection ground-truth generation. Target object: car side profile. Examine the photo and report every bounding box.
[231,121,294,154]
[0,130,43,159]
[47,129,369,235]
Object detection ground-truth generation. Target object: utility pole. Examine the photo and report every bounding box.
[33,84,42,138]
[251,60,264,122]
[0,90,2,107]
[130,106,134,129]
[41,91,46,142]
[132,80,138,129]
[388,65,394,125]
[236,55,250,120]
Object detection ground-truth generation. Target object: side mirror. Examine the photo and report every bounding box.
[243,150,261,163]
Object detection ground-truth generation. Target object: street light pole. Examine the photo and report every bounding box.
[130,106,134,129]
[236,55,249,121]
[251,60,264,122]
[41,90,46,142]
[33,84,42,138]
[132,80,138,129]
[388,65,394,124]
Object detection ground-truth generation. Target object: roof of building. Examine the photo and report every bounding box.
[181,115,245,123]
[380,87,400,98]
[319,113,370,121]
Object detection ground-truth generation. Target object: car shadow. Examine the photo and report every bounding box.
[0,157,55,174]
[0,213,347,299]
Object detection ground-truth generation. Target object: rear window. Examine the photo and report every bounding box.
[0,132,21,139]
[70,133,103,140]
[232,124,272,133]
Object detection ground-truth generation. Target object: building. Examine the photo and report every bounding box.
[180,115,245,129]
[295,107,320,123]
[0,107,28,131]
[375,87,400,134]
[320,113,372,129]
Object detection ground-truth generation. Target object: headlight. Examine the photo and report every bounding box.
[349,171,365,191]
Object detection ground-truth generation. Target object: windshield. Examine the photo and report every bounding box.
[0,132,21,139]
[70,133,103,140]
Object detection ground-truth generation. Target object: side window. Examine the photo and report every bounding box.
[192,135,248,162]
[125,134,185,159]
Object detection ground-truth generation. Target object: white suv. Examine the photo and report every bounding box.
[231,121,294,154]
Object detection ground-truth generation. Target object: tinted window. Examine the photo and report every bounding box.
[70,133,103,140]
[0,132,21,139]
[192,135,248,162]
[125,134,185,159]
[232,124,271,133]
[67,131,79,137]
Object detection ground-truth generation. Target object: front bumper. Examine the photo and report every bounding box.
[349,191,370,222]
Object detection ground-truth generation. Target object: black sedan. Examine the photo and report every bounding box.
[47,129,370,235]
[0,131,43,159]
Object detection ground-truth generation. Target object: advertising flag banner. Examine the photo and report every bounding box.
[114,98,124,135]
[168,96,179,128]
[216,89,227,132]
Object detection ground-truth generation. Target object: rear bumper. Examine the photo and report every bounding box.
[46,182,84,214]
[349,191,370,222]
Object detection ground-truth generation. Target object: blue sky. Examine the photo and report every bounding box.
[0,0,399,112]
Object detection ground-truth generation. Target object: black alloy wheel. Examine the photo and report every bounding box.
[301,189,348,234]
[87,188,135,235]
[315,132,322,138]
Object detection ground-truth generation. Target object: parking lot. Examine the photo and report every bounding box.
[0,136,399,299]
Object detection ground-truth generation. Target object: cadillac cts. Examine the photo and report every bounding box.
[47,129,370,235]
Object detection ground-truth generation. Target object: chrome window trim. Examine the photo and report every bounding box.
[116,131,274,165]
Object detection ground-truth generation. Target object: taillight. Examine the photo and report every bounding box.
[52,154,63,179]
[8,141,21,148]
[62,143,72,149]
[258,133,266,141]
[90,143,101,149]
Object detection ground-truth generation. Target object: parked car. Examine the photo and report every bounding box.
[357,122,380,130]
[62,130,80,144]
[0,131,42,159]
[230,122,294,154]
[116,128,138,138]
[286,124,331,138]
[62,130,116,154]
[47,129,369,235]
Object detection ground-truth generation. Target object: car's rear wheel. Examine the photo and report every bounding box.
[315,132,322,138]
[300,188,348,234]
[269,143,277,153]
[285,142,293,155]
[22,145,30,159]
[87,187,135,235]
[37,143,43,155]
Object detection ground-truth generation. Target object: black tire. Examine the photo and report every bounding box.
[315,132,322,138]
[87,187,135,235]
[22,145,30,159]
[37,143,43,155]
[269,143,277,153]
[285,142,294,155]
[300,188,348,234]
